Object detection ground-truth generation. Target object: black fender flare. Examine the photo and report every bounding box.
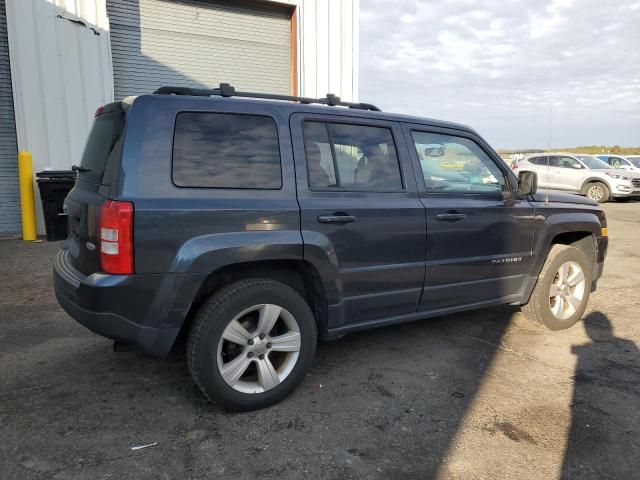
[520,212,602,303]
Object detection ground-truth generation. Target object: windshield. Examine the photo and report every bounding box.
[576,155,611,170]
[627,156,640,168]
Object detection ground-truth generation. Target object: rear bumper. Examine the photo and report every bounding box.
[53,249,206,357]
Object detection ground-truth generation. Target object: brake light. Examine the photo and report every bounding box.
[99,200,134,274]
[95,105,105,116]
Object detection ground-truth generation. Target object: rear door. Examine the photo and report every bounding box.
[291,114,426,327]
[404,125,535,310]
[525,156,555,187]
[64,104,127,275]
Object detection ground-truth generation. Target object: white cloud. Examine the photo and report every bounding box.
[360,0,640,148]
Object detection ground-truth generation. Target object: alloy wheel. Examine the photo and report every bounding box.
[216,304,301,394]
[587,185,604,201]
[549,260,586,320]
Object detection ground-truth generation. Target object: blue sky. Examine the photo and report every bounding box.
[360,0,640,148]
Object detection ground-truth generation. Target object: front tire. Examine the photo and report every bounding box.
[521,244,592,330]
[187,279,317,411]
[585,181,610,203]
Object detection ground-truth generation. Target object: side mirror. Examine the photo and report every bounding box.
[517,170,537,196]
[424,143,445,157]
[572,163,583,169]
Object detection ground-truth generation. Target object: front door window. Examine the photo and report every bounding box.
[411,131,506,194]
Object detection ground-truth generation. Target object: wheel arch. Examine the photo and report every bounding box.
[176,259,329,347]
[580,177,611,195]
[550,231,595,264]
[520,212,602,304]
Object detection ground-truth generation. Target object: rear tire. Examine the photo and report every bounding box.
[585,181,610,203]
[187,278,317,411]
[521,244,592,330]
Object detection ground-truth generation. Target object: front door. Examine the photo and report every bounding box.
[291,114,426,328]
[552,156,584,191]
[403,125,535,311]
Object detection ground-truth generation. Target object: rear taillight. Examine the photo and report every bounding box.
[99,200,134,274]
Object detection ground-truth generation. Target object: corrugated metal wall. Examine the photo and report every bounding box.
[3,0,359,234]
[296,0,359,102]
[0,0,20,234]
[107,0,293,99]
[4,0,113,233]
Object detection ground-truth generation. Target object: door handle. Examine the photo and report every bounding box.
[435,212,466,221]
[317,213,357,224]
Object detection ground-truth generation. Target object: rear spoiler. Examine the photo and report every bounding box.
[95,97,136,116]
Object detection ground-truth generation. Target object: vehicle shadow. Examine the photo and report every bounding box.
[301,305,516,478]
[561,311,640,479]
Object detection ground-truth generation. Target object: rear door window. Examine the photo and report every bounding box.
[531,155,557,167]
[79,111,125,184]
[302,121,403,191]
[172,112,282,189]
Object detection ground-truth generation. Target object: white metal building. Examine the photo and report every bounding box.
[0,0,359,235]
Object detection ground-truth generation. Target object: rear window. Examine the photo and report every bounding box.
[79,111,125,183]
[172,112,282,189]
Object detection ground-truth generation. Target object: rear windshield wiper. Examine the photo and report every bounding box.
[71,165,92,173]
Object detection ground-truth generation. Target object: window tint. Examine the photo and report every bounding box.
[302,121,403,191]
[411,131,505,193]
[530,155,557,166]
[79,111,125,183]
[172,113,281,189]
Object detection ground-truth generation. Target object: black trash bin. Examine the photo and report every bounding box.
[36,170,77,241]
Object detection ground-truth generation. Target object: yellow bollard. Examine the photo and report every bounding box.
[18,151,37,241]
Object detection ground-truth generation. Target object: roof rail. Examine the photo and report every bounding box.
[153,83,381,112]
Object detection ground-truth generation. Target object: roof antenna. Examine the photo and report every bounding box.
[545,102,551,206]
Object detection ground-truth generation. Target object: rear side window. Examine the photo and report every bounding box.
[80,111,125,183]
[530,156,555,166]
[302,121,403,191]
[172,113,281,189]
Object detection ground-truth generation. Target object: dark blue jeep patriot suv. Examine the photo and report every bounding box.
[54,85,608,411]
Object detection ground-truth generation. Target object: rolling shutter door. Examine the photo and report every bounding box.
[106,0,292,100]
[0,0,20,235]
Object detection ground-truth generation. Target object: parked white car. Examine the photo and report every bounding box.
[628,156,640,169]
[597,154,640,172]
[517,153,640,203]
[596,155,640,172]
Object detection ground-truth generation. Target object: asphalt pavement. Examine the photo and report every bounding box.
[1,202,638,479]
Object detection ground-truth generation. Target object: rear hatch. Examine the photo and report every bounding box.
[64,102,128,275]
